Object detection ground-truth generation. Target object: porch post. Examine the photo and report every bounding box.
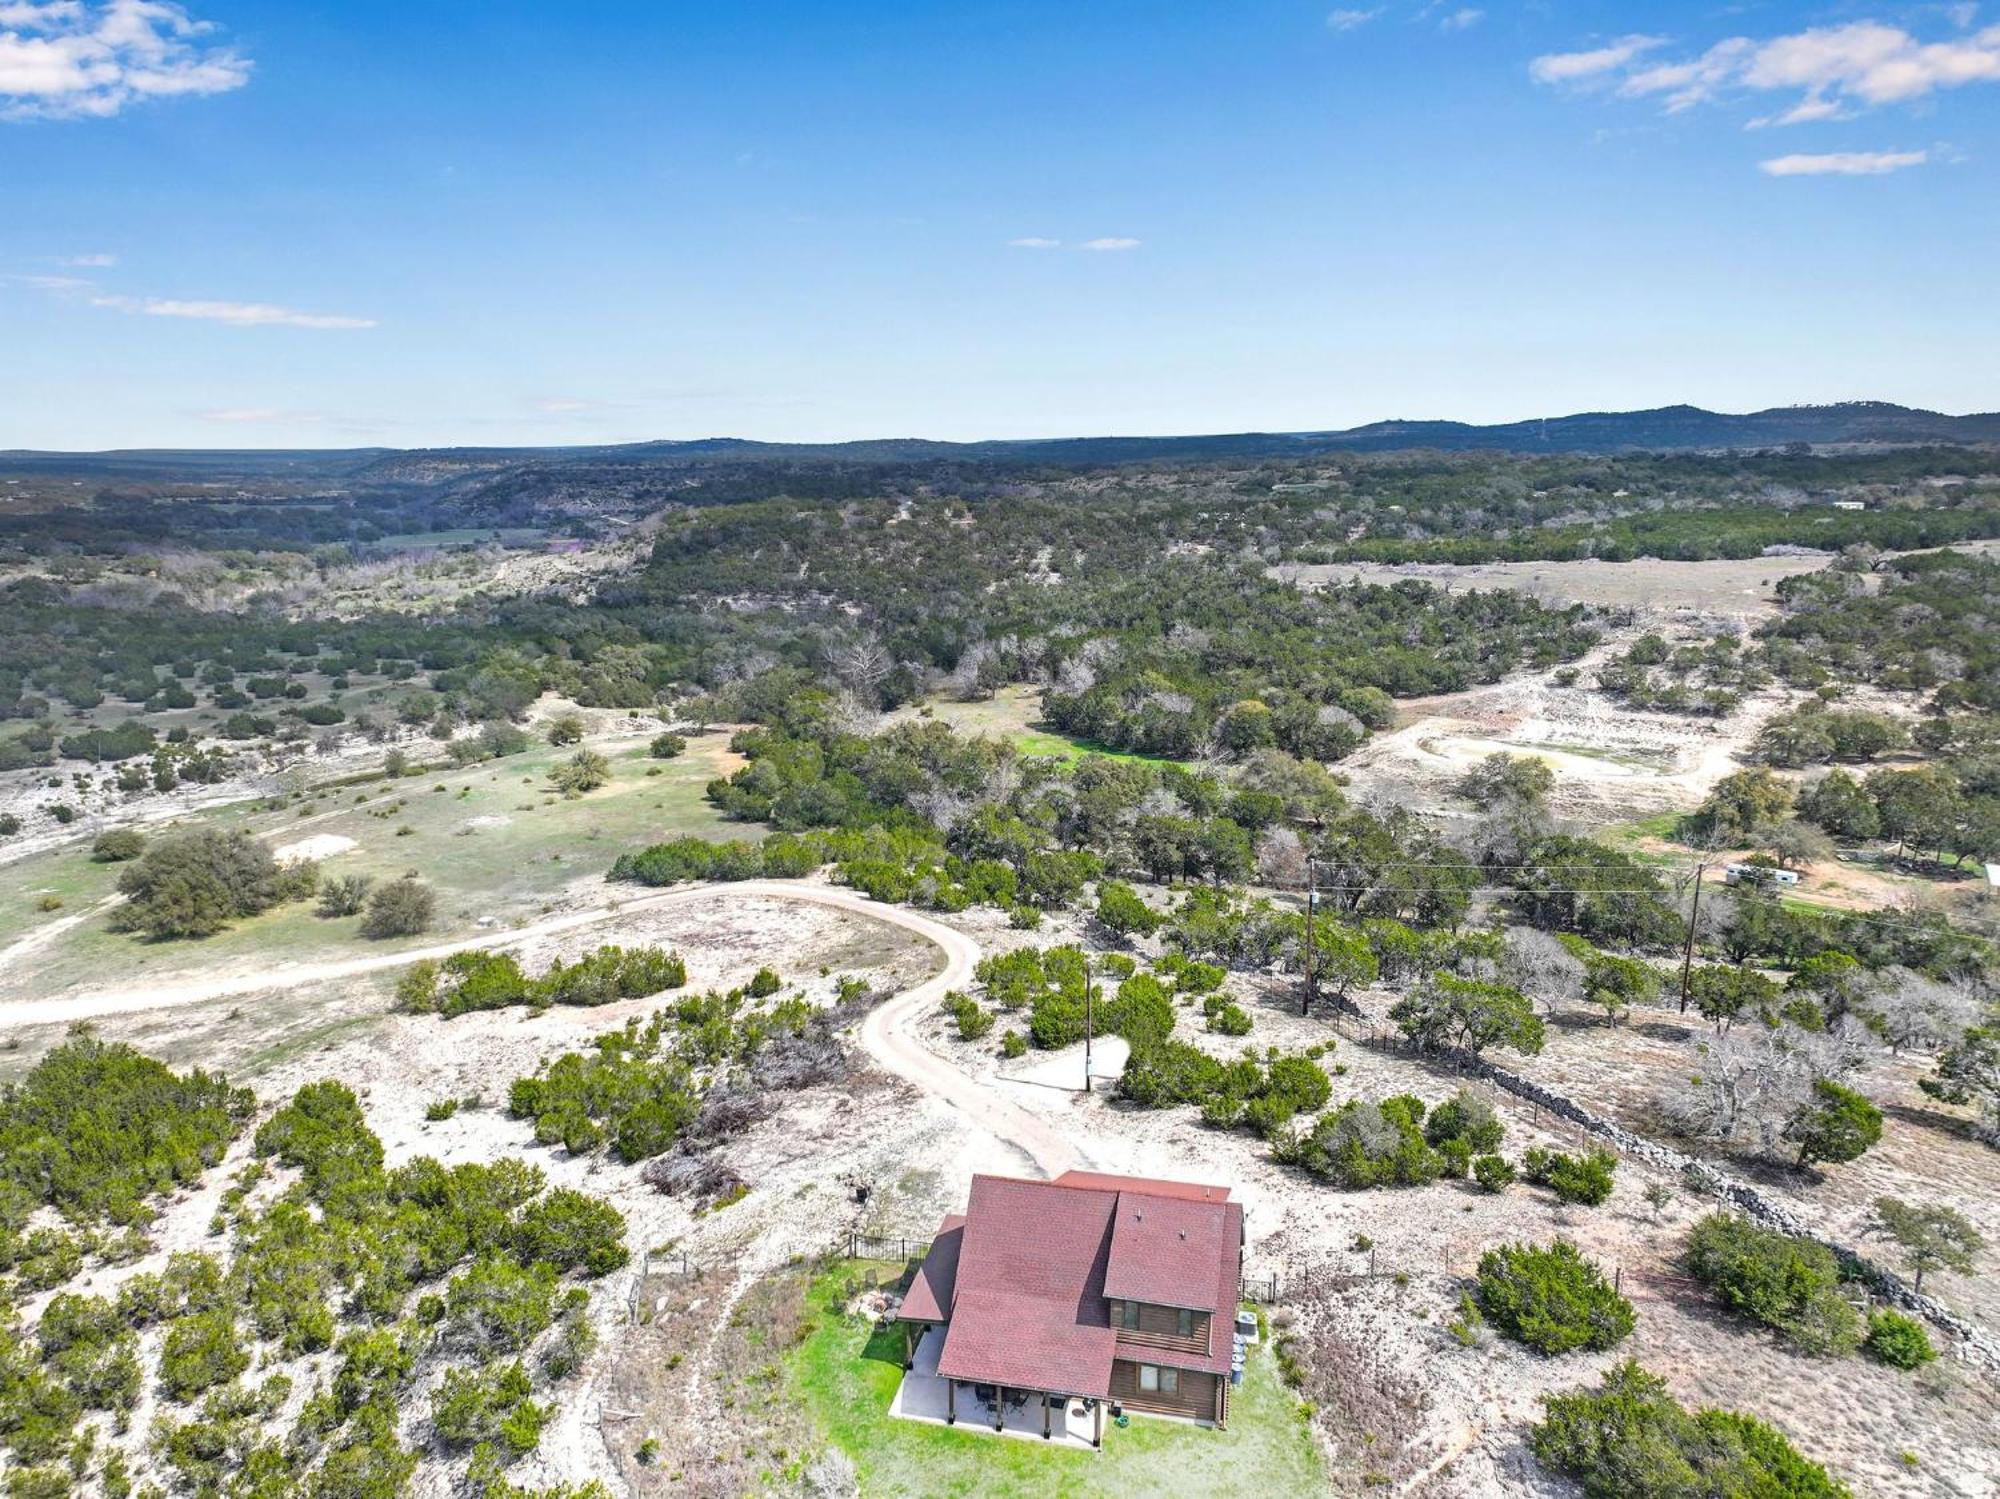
[1093,1399,1103,1449]
[946,1378,956,1425]
[994,1385,1004,1431]
[903,1322,914,1370]
[1042,1390,1051,1440]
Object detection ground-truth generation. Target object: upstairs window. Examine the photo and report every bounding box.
[1120,1300,1140,1330]
[1176,1308,1194,1337]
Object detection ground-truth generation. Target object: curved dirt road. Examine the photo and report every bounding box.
[0,878,1088,1180]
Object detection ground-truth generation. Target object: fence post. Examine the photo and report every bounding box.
[1615,1266,1623,1296]
[1369,1248,1377,1281]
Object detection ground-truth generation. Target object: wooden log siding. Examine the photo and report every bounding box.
[1108,1360,1224,1424]
[1107,1300,1211,1358]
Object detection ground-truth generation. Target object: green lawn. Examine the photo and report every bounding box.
[787,1262,1325,1499]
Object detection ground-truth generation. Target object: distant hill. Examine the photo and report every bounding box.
[5,401,1997,477]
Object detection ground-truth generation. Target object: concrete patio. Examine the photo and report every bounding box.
[888,1326,1102,1449]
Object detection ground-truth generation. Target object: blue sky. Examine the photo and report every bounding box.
[3,0,1997,449]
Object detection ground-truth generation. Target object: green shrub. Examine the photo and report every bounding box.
[360,876,436,939]
[1783,1080,1882,1168]
[445,1255,561,1355]
[1472,1154,1515,1192]
[159,1310,249,1401]
[316,874,375,918]
[1863,1309,1935,1370]
[425,1098,460,1123]
[944,991,994,1041]
[1206,1002,1253,1036]
[1094,880,1161,938]
[745,966,782,999]
[1684,1213,1863,1356]
[647,733,687,760]
[111,829,310,940]
[1531,1360,1851,1498]
[1277,1095,1441,1189]
[1476,1240,1635,1355]
[433,1362,549,1457]
[1000,1031,1027,1059]
[1116,1038,1226,1109]
[89,829,146,863]
[1522,1146,1617,1206]
[0,1035,253,1227]
[1423,1090,1504,1153]
[513,1189,629,1277]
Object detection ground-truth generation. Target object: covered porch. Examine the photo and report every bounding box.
[890,1325,1104,1450]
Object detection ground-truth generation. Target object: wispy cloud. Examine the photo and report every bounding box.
[1080,237,1141,252]
[1325,8,1382,32]
[198,408,322,424]
[537,398,595,414]
[1006,236,1061,249]
[13,270,376,328]
[60,250,116,266]
[96,294,376,328]
[1438,8,1482,33]
[0,1,250,121]
[1529,35,1664,85]
[1533,20,2000,121]
[1759,148,1929,175]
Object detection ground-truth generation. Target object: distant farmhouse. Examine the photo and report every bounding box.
[893,1171,1245,1446]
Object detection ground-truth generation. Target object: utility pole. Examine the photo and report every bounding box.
[1678,863,1707,1014]
[1083,968,1094,1093]
[1301,855,1318,1017]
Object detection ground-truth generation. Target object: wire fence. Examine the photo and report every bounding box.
[846,1231,935,1264]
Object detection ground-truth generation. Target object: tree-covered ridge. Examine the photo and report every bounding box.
[5,443,1995,794]
[0,1036,253,1231]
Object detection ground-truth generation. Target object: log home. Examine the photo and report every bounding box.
[895,1170,1244,1444]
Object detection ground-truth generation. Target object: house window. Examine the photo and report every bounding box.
[1120,1301,1140,1330]
[1176,1308,1194,1337]
[1137,1365,1179,1395]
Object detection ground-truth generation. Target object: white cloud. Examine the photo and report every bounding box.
[60,250,116,265]
[0,1,248,121]
[1080,237,1140,252]
[537,398,592,414]
[1006,236,1061,248]
[12,271,91,290]
[1535,19,2000,120]
[14,271,375,327]
[1530,35,1664,85]
[1438,8,1482,33]
[91,294,375,328]
[1325,8,1381,32]
[1748,96,1852,128]
[198,408,320,424]
[1759,148,1929,175]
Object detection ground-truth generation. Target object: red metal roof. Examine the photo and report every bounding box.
[902,1172,1240,1394]
[898,1214,963,1323]
[1053,1169,1231,1204]
[1103,1191,1238,1315]
[938,1289,1118,1396]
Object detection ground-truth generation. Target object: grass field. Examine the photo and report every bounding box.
[0,731,745,1001]
[787,1261,1325,1498]
[899,687,1184,767]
